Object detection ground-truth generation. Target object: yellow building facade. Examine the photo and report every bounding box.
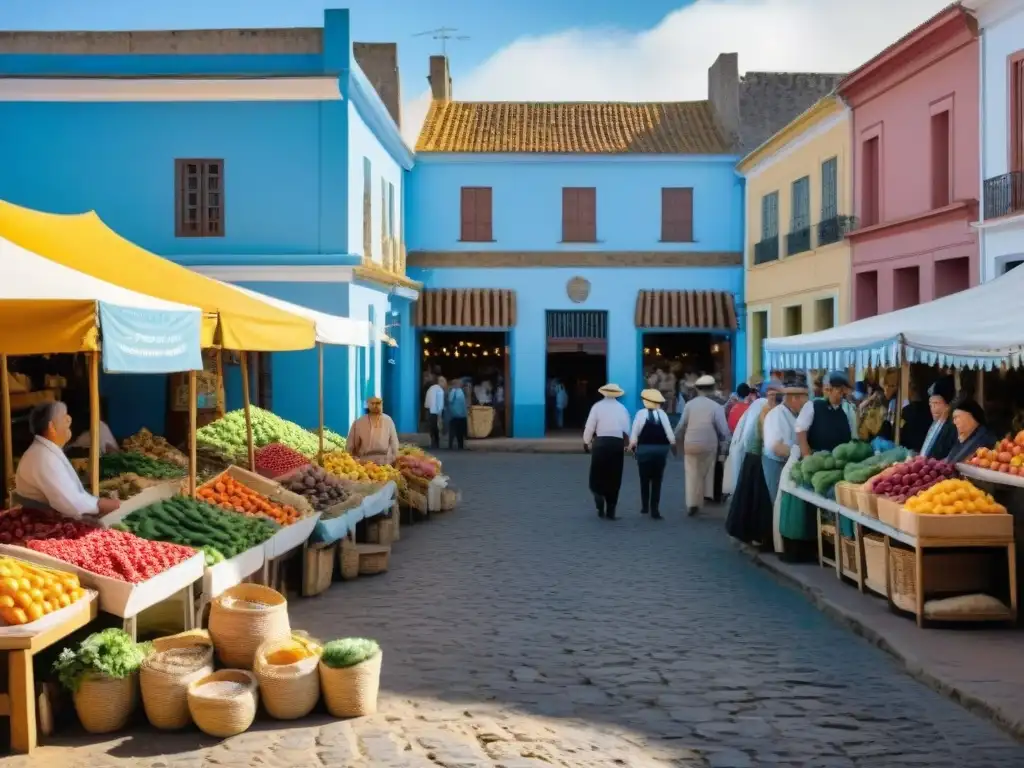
[738,95,852,378]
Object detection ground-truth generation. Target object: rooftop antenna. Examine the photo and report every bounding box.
[413,26,470,57]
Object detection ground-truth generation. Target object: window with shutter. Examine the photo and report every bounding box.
[761,192,779,238]
[175,159,224,237]
[562,187,596,242]
[821,157,838,219]
[661,188,694,242]
[791,176,810,229]
[862,136,881,226]
[1013,56,1024,173]
[460,187,493,242]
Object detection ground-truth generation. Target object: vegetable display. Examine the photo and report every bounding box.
[396,455,438,481]
[868,457,954,503]
[25,528,196,583]
[282,465,350,511]
[398,444,442,472]
[198,474,304,527]
[904,479,1007,515]
[254,443,311,479]
[116,495,277,562]
[0,508,88,545]
[791,441,873,494]
[53,628,147,692]
[842,446,910,485]
[99,451,186,481]
[811,469,844,496]
[121,428,188,467]
[99,473,166,501]
[0,555,86,625]
[320,637,380,669]
[197,407,346,460]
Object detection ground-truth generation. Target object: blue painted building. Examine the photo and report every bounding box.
[402,55,745,438]
[0,10,420,439]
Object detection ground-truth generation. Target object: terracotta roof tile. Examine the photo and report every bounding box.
[415,100,731,155]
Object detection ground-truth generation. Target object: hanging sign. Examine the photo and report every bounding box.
[98,303,203,374]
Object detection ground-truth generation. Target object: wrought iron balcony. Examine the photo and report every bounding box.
[817,214,857,246]
[753,236,779,265]
[786,225,812,256]
[983,171,1024,220]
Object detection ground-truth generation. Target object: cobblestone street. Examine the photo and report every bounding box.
[8,453,1024,768]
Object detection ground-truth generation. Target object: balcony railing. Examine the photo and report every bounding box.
[817,214,857,246]
[786,225,812,256]
[753,236,779,265]
[984,171,1024,220]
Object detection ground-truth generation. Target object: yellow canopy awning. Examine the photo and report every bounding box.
[0,200,316,352]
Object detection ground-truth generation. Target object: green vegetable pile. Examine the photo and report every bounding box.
[53,628,148,692]
[843,446,910,485]
[115,494,277,563]
[197,407,346,460]
[100,451,186,481]
[791,441,876,495]
[320,637,380,669]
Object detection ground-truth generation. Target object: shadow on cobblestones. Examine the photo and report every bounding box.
[10,453,1024,768]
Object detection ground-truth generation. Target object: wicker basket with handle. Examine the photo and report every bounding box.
[339,537,360,580]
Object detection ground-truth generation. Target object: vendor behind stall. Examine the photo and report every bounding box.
[796,370,855,457]
[14,401,120,519]
[921,377,957,459]
[946,396,997,465]
[68,397,119,455]
[347,396,399,465]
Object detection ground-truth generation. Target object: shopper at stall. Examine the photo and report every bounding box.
[14,401,120,519]
[674,374,730,517]
[921,377,958,459]
[583,383,631,520]
[424,376,446,450]
[796,370,853,458]
[727,384,756,433]
[447,378,469,451]
[725,379,782,547]
[761,374,809,502]
[347,396,399,465]
[945,396,997,465]
[628,389,676,519]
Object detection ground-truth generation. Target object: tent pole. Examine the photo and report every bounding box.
[89,352,100,496]
[895,358,909,446]
[976,368,985,407]
[1,355,11,506]
[188,369,198,498]
[240,352,255,471]
[317,342,325,463]
[215,348,226,419]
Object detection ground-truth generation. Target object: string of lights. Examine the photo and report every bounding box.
[421,337,504,359]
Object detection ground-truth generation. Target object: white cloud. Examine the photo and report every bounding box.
[401,0,951,145]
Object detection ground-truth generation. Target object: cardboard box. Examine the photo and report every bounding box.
[898,509,1014,540]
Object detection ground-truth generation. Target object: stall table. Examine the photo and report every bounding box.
[791,486,1018,627]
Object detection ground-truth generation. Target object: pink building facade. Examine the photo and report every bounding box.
[842,6,980,319]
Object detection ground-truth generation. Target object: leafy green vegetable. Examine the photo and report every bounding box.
[52,628,148,692]
[320,638,380,669]
[197,407,347,459]
[100,451,186,480]
[811,469,844,495]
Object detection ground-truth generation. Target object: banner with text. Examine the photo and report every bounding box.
[99,303,203,374]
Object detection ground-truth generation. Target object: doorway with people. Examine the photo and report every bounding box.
[545,310,608,434]
[640,332,732,424]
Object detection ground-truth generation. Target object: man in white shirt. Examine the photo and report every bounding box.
[628,389,676,519]
[583,383,631,520]
[761,376,809,502]
[424,376,446,449]
[14,401,120,519]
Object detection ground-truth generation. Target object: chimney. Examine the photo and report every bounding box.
[428,54,452,101]
[353,42,402,128]
[707,52,740,150]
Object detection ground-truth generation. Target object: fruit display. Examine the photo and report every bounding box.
[398,444,442,472]
[281,465,351,511]
[968,431,1024,475]
[0,555,87,624]
[121,428,189,467]
[254,443,311,479]
[904,479,1007,515]
[197,407,346,460]
[396,454,439,481]
[319,429,347,452]
[198,474,305,527]
[25,527,196,583]
[322,451,402,486]
[115,495,277,562]
[842,447,911,484]
[99,451,186,481]
[867,457,955,503]
[0,508,90,545]
[264,633,320,665]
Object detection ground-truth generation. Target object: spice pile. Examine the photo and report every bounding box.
[254,443,310,479]
[199,475,304,527]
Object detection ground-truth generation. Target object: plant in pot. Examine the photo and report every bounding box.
[52,628,147,734]
[318,637,382,717]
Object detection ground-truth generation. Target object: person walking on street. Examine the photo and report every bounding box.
[447,378,469,450]
[424,376,446,449]
[554,380,568,429]
[674,374,730,517]
[628,389,676,519]
[583,383,631,520]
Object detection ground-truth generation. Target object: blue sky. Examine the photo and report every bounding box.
[0,0,691,100]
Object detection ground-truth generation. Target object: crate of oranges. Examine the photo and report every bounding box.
[0,555,89,626]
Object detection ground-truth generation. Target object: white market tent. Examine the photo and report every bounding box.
[763,266,1024,372]
[230,285,378,348]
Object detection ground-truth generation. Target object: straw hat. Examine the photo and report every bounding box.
[695,374,716,388]
[598,383,624,398]
[640,388,665,407]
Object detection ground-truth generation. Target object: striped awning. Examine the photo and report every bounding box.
[635,290,737,330]
[413,288,517,328]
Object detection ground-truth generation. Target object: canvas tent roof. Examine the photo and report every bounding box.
[764,267,1024,371]
[230,285,376,348]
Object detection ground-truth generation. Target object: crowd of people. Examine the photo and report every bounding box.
[422,367,505,450]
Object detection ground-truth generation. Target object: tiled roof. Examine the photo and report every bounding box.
[415,100,731,155]
[739,72,845,153]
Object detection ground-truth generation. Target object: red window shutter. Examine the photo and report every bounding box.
[475,187,493,241]
[460,187,476,241]
[562,188,578,241]
[578,188,596,241]
[930,111,950,209]
[662,188,693,241]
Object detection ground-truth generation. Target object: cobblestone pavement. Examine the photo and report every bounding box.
[8,453,1024,768]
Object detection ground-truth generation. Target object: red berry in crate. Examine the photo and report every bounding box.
[254,442,310,478]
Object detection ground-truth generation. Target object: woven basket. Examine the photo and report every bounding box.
[839,536,860,575]
[140,633,215,730]
[389,507,401,542]
[862,534,886,592]
[339,537,360,580]
[253,635,322,720]
[440,485,460,512]
[356,544,390,575]
[319,651,382,718]
[365,517,394,547]
[468,405,494,438]
[890,545,916,604]
[853,486,878,518]
[208,584,291,669]
[404,474,431,495]
[834,481,860,509]
[187,670,259,738]
[302,543,336,597]
[74,673,138,734]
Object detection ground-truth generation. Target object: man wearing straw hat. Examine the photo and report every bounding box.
[583,383,631,520]
[628,389,676,519]
[674,374,730,517]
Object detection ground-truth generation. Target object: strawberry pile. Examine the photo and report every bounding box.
[254,442,311,479]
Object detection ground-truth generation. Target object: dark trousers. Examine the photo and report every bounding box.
[428,414,441,449]
[449,417,467,449]
[636,446,669,514]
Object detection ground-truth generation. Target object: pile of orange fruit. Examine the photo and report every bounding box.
[0,556,87,625]
[198,474,303,527]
